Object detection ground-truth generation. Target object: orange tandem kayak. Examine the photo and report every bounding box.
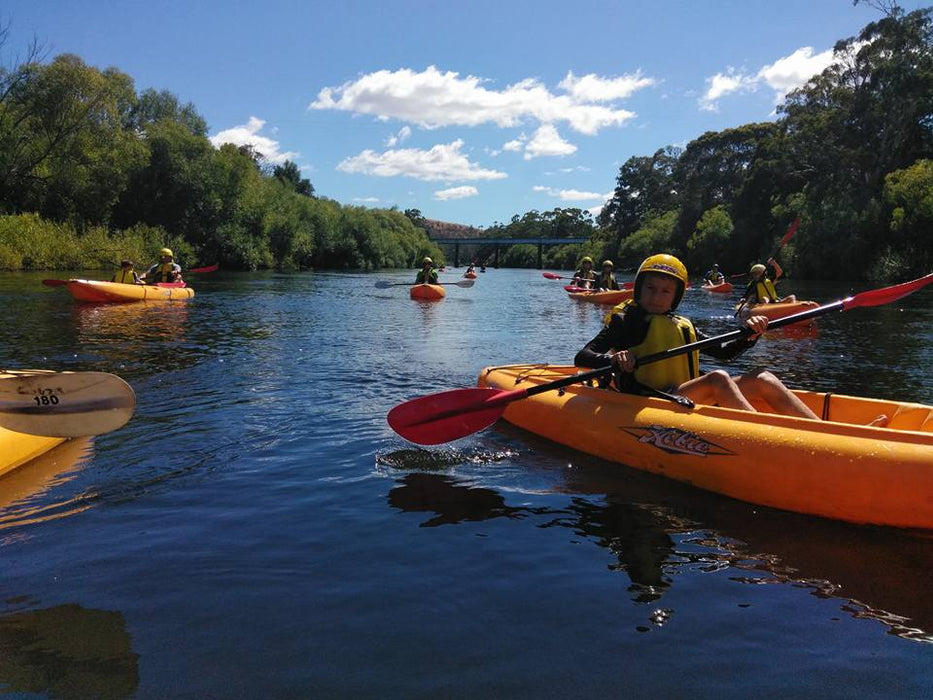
[410,284,446,301]
[66,279,195,303]
[478,363,933,530]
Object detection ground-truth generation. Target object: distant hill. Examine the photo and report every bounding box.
[421,218,483,239]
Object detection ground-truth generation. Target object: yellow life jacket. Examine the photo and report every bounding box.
[755,278,779,302]
[150,262,176,283]
[111,268,136,284]
[605,300,699,389]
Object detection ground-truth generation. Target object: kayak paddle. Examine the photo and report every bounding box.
[546,272,634,290]
[188,263,219,273]
[43,263,216,287]
[0,371,136,437]
[375,279,476,289]
[730,217,800,279]
[388,273,933,444]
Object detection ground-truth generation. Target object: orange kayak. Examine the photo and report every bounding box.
[736,300,819,325]
[410,284,446,301]
[568,289,634,305]
[65,279,194,303]
[702,282,734,293]
[478,363,933,530]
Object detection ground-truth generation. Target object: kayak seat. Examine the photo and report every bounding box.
[885,406,933,432]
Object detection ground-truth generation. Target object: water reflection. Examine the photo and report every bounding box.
[0,437,94,532]
[387,470,933,642]
[0,603,138,698]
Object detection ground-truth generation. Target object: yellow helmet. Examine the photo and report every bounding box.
[601,259,614,268]
[422,257,433,265]
[635,254,689,310]
[580,256,593,265]
[750,263,766,276]
[160,248,174,258]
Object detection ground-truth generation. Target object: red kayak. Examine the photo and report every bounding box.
[702,281,734,293]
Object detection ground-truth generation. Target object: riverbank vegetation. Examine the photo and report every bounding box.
[0,5,929,280]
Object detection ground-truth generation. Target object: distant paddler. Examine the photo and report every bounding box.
[111,259,142,285]
[415,257,439,285]
[141,248,183,285]
[571,256,596,290]
[595,260,620,290]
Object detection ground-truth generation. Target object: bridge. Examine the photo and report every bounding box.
[429,237,588,268]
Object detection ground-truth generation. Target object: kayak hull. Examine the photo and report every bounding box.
[478,364,933,530]
[737,300,818,324]
[464,272,477,279]
[702,282,734,293]
[568,289,634,305]
[410,284,446,300]
[66,279,194,303]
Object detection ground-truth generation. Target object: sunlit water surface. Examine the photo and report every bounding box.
[1,268,931,698]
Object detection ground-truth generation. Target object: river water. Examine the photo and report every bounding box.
[1,268,931,698]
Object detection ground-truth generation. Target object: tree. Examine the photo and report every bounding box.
[273,159,314,197]
[685,206,735,269]
[599,147,680,254]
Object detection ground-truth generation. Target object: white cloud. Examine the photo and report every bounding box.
[524,124,577,160]
[534,185,611,202]
[503,135,526,152]
[385,125,412,147]
[699,70,758,112]
[353,196,381,203]
[700,44,842,111]
[558,70,655,102]
[434,185,479,200]
[756,46,836,99]
[336,139,507,182]
[209,116,298,164]
[311,65,640,135]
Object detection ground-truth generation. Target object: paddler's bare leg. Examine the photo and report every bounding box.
[735,369,819,419]
[677,370,757,411]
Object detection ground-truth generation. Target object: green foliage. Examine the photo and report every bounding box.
[618,211,678,267]
[500,243,538,268]
[881,158,933,276]
[685,206,735,270]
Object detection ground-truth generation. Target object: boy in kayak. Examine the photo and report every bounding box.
[704,263,725,285]
[574,253,819,418]
[141,248,182,284]
[415,257,439,285]
[111,259,142,285]
[742,258,796,304]
[595,260,620,290]
[571,256,596,289]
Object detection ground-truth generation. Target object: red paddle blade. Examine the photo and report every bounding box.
[388,387,516,445]
[843,273,933,310]
[542,272,562,279]
[42,279,68,287]
[779,217,800,246]
[188,263,219,273]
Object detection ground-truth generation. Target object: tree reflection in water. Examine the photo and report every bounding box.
[386,470,933,643]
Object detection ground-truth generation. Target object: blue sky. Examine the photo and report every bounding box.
[5,1,928,228]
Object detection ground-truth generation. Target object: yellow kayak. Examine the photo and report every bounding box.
[65,279,195,303]
[478,363,933,530]
[0,370,67,479]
